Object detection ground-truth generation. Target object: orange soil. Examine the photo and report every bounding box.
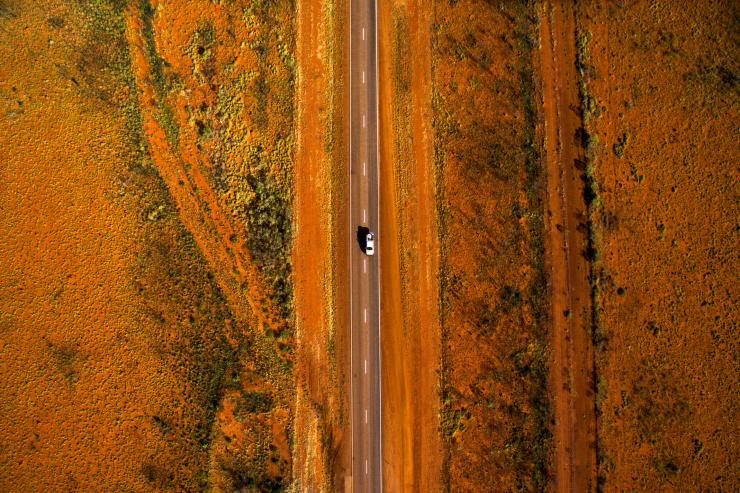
[1,0,296,489]
[575,2,739,490]
[378,0,442,490]
[0,1,243,489]
[293,0,347,489]
[4,1,735,490]
[0,6,163,489]
[538,2,597,491]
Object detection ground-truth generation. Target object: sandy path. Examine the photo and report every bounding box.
[378,0,442,490]
[538,2,597,491]
[294,0,344,488]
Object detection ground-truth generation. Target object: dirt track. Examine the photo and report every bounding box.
[538,2,598,491]
[294,0,345,488]
[377,0,442,491]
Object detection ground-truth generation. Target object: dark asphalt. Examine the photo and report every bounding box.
[349,0,381,490]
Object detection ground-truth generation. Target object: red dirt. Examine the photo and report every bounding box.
[0,9,169,489]
[125,1,272,336]
[3,1,736,490]
[377,0,443,490]
[125,0,297,486]
[405,0,443,489]
[1,0,296,489]
[379,1,442,491]
[0,2,252,489]
[576,1,739,490]
[294,0,347,489]
[538,2,598,491]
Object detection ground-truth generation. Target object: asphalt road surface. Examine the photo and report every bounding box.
[349,0,381,490]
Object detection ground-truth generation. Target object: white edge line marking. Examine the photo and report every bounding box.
[348,0,354,483]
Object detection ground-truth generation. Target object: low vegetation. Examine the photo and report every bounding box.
[575,1,738,490]
[433,1,553,490]
[140,0,180,149]
[0,0,298,489]
[207,0,296,341]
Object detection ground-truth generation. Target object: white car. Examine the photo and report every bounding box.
[365,232,375,256]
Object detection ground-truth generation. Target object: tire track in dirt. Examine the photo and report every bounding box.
[378,0,441,490]
[405,0,442,489]
[538,2,597,491]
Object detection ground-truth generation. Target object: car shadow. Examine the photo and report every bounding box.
[356,225,369,253]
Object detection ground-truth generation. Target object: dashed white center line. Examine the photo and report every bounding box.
[363,258,367,273]
[362,114,366,128]
[364,359,367,374]
[363,161,366,176]
[365,459,368,475]
[365,409,368,424]
[362,70,365,84]
[363,208,366,223]
[364,308,367,323]
[362,27,365,40]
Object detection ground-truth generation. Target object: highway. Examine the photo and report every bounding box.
[348,0,381,490]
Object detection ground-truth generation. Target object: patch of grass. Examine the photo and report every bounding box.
[71,0,135,106]
[51,346,78,384]
[434,2,553,489]
[141,462,174,488]
[574,16,612,491]
[152,415,172,434]
[188,22,216,76]
[121,57,242,493]
[393,12,412,95]
[212,0,295,342]
[441,406,471,441]
[632,360,691,444]
[241,391,274,414]
[0,1,17,20]
[432,66,454,485]
[140,0,180,149]
[692,438,705,459]
[500,285,523,311]
[654,455,681,479]
[613,131,630,158]
[73,1,297,489]
[596,376,608,411]
[683,62,739,116]
[517,8,554,489]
